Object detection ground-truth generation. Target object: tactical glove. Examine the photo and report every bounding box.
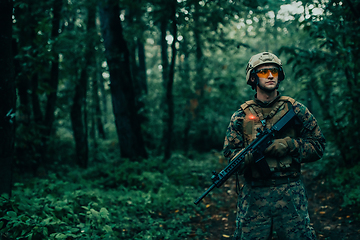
[264,138,289,158]
[244,151,254,165]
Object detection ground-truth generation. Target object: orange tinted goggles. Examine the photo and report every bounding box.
[255,68,279,78]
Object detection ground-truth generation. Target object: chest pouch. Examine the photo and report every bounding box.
[241,99,299,178]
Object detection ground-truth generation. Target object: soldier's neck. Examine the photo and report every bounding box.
[256,89,278,104]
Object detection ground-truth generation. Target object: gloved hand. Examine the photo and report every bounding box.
[244,151,253,165]
[264,138,289,158]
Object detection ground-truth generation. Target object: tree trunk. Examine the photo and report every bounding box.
[193,2,205,96]
[13,39,31,125]
[31,74,43,123]
[179,32,192,154]
[96,53,108,125]
[93,76,106,140]
[70,72,89,168]
[137,39,148,94]
[0,0,16,196]
[99,1,147,160]
[13,1,44,171]
[163,1,177,160]
[70,2,100,168]
[43,0,62,150]
[126,11,147,130]
[160,20,169,90]
[129,2,147,96]
[13,0,38,126]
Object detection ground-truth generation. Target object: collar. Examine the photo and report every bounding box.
[253,92,281,108]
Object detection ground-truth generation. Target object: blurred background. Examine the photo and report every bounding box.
[0,0,359,239]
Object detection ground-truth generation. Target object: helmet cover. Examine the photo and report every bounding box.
[245,52,285,87]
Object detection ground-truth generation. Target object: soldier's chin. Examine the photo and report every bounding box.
[259,84,276,93]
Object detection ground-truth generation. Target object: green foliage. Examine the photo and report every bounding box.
[280,0,360,166]
[329,164,360,214]
[9,0,360,235]
[1,153,222,239]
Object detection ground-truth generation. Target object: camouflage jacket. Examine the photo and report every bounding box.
[223,94,326,177]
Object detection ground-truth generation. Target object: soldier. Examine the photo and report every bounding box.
[223,52,326,239]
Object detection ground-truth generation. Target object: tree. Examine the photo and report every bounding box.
[172,0,257,151]
[12,0,64,169]
[126,0,149,97]
[70,2,99,168]
[0,0,16,196]
[156,0,178,160]
[13,0,50,171]
[99,0,147,160]
[42,0,62,150]
[282,0,360,167]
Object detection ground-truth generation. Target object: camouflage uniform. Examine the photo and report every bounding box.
[223,94,326,240]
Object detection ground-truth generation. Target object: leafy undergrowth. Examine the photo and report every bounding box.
[3,150,360,240]
[0,152,227,240]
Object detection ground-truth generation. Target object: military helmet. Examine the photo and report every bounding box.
[245,52,285,86]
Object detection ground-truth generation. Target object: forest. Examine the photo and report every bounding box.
[0,0,360,239]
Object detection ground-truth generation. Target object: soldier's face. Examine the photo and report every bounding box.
[253,64,279,92]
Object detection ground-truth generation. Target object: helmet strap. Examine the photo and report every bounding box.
[250,70,259,90]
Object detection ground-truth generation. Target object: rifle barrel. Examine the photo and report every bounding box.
[194,184,216,205]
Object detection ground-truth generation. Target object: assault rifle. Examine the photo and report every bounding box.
[194,107,296,205]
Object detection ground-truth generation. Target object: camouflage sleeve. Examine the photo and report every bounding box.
[222,109,248,173]
[288,102,326,163]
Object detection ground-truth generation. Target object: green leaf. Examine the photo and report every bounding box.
[7,211,17,218]
[70,227,80,233]
[27,232,33,240]
[99,208,109,219]
[43,227,48,236]
[55,233,68,239]
[90,209,99,218]
[103,225,112,233]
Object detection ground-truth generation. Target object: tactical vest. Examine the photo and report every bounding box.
[240,96,300,179]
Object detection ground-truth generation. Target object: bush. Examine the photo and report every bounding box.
[329,163,360,216]
[0,152,221,239]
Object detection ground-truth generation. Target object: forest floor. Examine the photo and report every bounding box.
[192,160,360,240]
